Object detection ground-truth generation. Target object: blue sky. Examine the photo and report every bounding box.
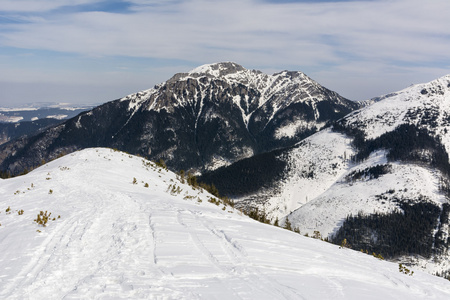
[0,0,449,106]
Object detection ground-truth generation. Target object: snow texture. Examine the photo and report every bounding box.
[0,148,449,299]
[345,74,450,152]
[46,114,68,120]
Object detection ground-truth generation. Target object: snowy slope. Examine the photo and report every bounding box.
[254,128,356,218]
[232,126,448,235]
[344,74,450,151]
[287,148,446,233]
[0,148,449,299]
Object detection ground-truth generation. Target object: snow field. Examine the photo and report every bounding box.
[288,146,448,236]
[0,148,449,299]
[345,74,450,147]
[247,128,355,219]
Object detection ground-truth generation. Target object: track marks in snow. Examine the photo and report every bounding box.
[2,149,450,299]
[0,212,82,298]
[172,209,303,300]
[177,209,243,275]
[2,187,166,299]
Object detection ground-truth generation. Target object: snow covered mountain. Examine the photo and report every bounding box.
[200,75,450,276]
[0,62,361,176]
[0,102,93,123]
[0,148,449,299]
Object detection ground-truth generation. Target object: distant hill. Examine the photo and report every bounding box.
[0,103,94,123]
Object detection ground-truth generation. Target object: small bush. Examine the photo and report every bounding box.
[34,211,60,228]
[34,211,51,227]
[372,252,384,260]
[178,170,186,184]
[208,197,220,206]
[284,218,292,231]
[313,231,322,239]
[274,217,279,227]
[340,238,351,249]
[399,264,414,276]
[167,184,182,195]
[155,159,167,170]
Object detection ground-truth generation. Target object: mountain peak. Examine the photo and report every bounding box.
[188,62,246,77]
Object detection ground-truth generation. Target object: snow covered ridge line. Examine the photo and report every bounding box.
[0,115,24,123]
[119,62,356,115]
[342,73,450,142]
[0,102,95,112]
[0,104,95,125]
[1,147,450,299]
[45,114,68,120]
[0,107,39,112]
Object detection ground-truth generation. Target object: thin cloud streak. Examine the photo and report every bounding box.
[0,0,103,12]
[2,0,448,63]
[0,0,449,104]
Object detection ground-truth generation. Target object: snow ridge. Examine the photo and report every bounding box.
[0,148,449,299]
[344,74,450,148]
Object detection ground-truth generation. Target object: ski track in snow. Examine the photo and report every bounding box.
[0,148,449,299]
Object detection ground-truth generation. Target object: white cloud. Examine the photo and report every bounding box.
[1,0,448,63]
[0,0,102,12]
[0,0,449,104]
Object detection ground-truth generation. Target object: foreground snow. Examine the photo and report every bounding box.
[0,148,449,299]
